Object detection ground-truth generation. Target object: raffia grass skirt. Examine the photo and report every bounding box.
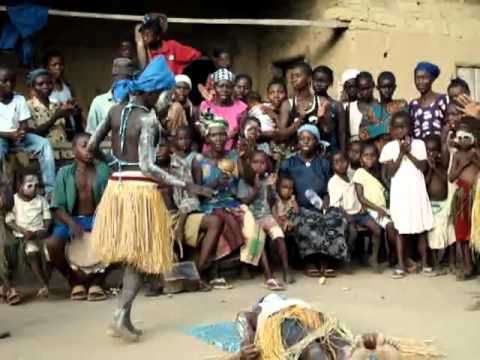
[91,176,173,274]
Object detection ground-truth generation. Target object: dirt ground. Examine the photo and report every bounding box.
[1,269,479,360]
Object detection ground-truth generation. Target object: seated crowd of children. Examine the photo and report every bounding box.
[2,13,480,306]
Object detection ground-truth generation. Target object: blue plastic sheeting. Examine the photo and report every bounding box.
[0,4,49,65]
[182,321,241,353]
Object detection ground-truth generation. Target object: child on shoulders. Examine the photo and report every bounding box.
[328,151,382,270]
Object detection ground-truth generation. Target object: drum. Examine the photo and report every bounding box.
[66,232,105,274]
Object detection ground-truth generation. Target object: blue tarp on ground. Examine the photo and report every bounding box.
[182,321,241,353]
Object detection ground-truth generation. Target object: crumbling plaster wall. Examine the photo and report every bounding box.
[258,0,480,100]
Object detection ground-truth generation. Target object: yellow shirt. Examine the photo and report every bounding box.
[352,168,386,209]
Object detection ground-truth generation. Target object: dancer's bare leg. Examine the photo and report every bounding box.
[109,266,143,341]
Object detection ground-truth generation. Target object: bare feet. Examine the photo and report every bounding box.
[107,309,141,342]
[283,270,296,284]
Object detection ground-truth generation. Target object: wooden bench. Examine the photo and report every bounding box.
[2,140,112,190]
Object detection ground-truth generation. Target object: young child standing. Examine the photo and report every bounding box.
[424,135,455,269]
[328,151,382,270]
[353,144,398,267]
[272,174,299,234]
[380,111,433,277]
[237,150,294,287]
[448,121,479,280]
[6,171,51,298]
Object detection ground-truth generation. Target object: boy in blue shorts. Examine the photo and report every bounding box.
[46,133,110,301]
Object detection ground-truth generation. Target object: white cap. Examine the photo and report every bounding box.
[175,74,192,89]
[341,69,360,84]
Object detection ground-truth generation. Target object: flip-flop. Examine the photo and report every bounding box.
[304,266,322,278]
[264,278,285,291]
[37,287,49,298]
[323,269,337,278]
[391,268,406,279]
[420,267,438,277]
[71,285,87,301]
[209,278,233,290]
[87,285,107,301]
[6,288,21,306]
[0,331,11,339]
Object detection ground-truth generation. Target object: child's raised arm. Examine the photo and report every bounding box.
[134,23,148,69]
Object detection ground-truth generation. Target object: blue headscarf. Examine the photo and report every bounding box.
[297,124,330,148]
[415,62,440,80]
[112,55,175,103]
[26,68,50,87]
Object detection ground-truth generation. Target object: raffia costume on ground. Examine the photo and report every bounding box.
[222,294,445,360]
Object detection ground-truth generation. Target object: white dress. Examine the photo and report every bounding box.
[379,139,433,234]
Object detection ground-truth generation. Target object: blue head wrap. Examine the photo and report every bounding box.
[26,68,50,87]
[113,56,175,153]
[112,55,175,103]
[415,62,440,80]
[297,124,330,148]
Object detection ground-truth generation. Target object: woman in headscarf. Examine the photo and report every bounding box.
[163,74,197,137]
[409,61,447,139]
[26,68,74,159]
[193,116,285,291]
[280,124,348,278]
[199,68,248,152]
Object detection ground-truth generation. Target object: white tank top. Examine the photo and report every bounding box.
[348,101,362,140]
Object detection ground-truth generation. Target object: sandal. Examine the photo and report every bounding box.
[71,285,87,301]
[0,331,11,339]
[197,280,212,292]
[87,285,107,302]
[391,268,406,279]
[209,278,233,290]
[264,278,285,291]
[420,267,438,277]
[6,288,21,305]
[304,265,322,278]
[323,269,337,278]
[37,287,49,298]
